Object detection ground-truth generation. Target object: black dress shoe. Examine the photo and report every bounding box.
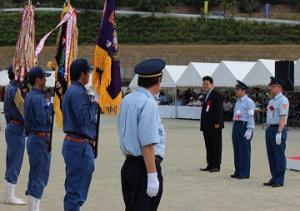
[209,167,220,173]
[263,181,273,186]
[272,183,283,188]
[230,174,238,178]
[236,176,249,179]
[200,167,211,171]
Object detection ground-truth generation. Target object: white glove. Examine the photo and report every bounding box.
[244,129,253,141]
[90,91,99,103]
[47,97,54,106]
[276,133,282,145]
[147,172,159,198]
[93,94,99,103]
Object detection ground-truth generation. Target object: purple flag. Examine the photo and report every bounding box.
[93,0,122,113]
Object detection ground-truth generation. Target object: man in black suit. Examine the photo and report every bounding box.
[200,76,224,172]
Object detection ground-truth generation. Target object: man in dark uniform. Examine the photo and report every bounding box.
[200,76,224,172]
[118,59,166,211]
[3,65,26,205]
[264,77,289,187]
[24,67,52,211]
[62,58,100,211]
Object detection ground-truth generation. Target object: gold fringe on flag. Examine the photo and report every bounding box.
[92,45,122,114]
[53,88,63,128]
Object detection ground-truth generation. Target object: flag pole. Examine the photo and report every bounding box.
[48,89,55,153]
[92,0,122,157]
[94,111,101,158]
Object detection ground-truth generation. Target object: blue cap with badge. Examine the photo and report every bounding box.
[235,80,248,90]
[70,58,92,77]
[134,59,166,78]
[268,76,284,86]
[28,67,51,85]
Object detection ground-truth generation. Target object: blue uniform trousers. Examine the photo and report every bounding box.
[5,123,25,184]
[232,122,251,177]
[62,140,95,211]
[265,126,287,185]
[25,135,51,199]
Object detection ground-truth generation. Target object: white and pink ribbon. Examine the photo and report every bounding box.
[64,12,77,80]
[35,8,74,58]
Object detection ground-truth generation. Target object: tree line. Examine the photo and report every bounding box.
[1,11,300,46]
[1,0,300,13]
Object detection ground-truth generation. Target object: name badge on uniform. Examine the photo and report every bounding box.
[234,110,241,120]
[268,105,274,118]
[206,100,212,112]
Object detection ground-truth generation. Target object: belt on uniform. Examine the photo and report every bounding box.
[65,135,95,145]
[234,121,247,124]
[34,131,51,137]
[268,124,279,127]
[126,155,163,162]
[9,119,24,126]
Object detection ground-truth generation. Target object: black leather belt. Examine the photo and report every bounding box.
[126,155,163,162]
[269,124,279,127]
[234,121,247,124]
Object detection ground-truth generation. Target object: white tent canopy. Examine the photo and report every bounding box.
[212,61,255,87]
[295,59,300,87]
[0,70,9,86]
[128,74,138,88]
[161,65,186,87]
[243,59,276,86]
[177,62,218,87]
[45,71,55,87]
[129,65,186,88]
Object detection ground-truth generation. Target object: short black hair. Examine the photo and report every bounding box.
[202,76,213,84]
[7,65,14,81]
[8,71,14,81]
[70,70,88,81]
[138,75,161,88]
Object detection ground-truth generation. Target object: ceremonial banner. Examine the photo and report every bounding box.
[13,4,35,82]
[92,0,122,114]
[35,2,78,128]
[13,3,35,108]
[53,3,78,128]
[204,1,209,16]
[265,3,270,18]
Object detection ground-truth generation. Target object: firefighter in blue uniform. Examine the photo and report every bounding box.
[62,58,100,211]
[231,80,255,179]
[3,65,27,205]
[264,77,289,187]
[118,59,166,211]
[24,67,52,211]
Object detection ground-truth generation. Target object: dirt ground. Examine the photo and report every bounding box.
[0,114,300,211]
